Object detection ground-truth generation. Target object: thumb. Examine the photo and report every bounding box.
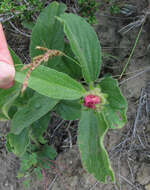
[0,23,15,89]
[0,62,15,88]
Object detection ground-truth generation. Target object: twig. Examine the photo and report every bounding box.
[119,22,144,79]
[127,159,134,183]
[9,21,31,37]
[118,154,122,190]
[47,175,58,190]
[111,128,131,153]
[120,175,136,188]
[143,130,148,147]
[132,88,145,137]
[119,67,150,85]
[66,129,72,149]
[0,14,15,23]
[88,181,99,190]
[137,134,145,149]
[118,15,145,35]
[51,120,64,138]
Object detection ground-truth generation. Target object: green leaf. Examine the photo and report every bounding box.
[6,128,29,156]
[30,2,66,67]
[37,144,57,161]
[34,167,43,180]
[31,112,50,144]
[100,76,127,128]
[37,144,57,168]
[102,105,127,129]
[58,13,102,83]
[0,82,20,120]
[100,76,127,109]
[78,109,115,183]
[56,43,82,79]
[0,113,8,121]
[13,88,35,108]
[11,93,59,135]
[56,100,81,120]
[19,153,37,173]
[22,21,35,30]
[8,106,18,119]
[15,65,86,100]
[23,179,30,189]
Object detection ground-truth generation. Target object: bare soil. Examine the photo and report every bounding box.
[1,0,150,189]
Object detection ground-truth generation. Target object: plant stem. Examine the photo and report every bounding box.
[29,132,41,148]
[89,81,94,90]
[119,22,144,79]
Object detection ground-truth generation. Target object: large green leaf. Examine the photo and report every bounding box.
[0,82,20,120]
[58,13,102,83]
[30,2,66,67]
[78,109,114,182]
[15,65,86,100]
[100,76,127,128]
[56,99,81,120]
[6,128,30,156]
[11,93,59,135]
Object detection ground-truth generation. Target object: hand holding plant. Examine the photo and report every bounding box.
[0,23,15,89]
[0,1,127,186]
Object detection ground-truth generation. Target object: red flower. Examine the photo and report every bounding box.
[84,94,100,109]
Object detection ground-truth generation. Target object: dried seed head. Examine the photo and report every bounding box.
[21,46,63,94]
[36,46,63,62]
[36,46,49,51]
[44,49,63,61]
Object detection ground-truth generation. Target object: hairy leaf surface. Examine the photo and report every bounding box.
[30,2,66,67]
[100,76,127,128]
[11,93,58,134]
[15,65,85,100]
[6,128,29,156]
[56,99,81,120]
[0,82,20,120]
[31,112,50,144]
[78,109,115,182]
[58,13,102,83]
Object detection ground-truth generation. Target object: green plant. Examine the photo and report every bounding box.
[110,4,120,14]
[0,1,127,186]
[77,0,98,24]
[108,0,121,14]
[0,0,46,22]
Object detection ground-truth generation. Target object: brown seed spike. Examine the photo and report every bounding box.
[21,46,63,94]
[20,63,33,71]
[21,67,33,94]
[36,46,49,51]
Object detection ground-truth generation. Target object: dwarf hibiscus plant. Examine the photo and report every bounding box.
[0,1,127,185]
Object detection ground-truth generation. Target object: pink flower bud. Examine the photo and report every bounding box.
[84,95,100,109]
